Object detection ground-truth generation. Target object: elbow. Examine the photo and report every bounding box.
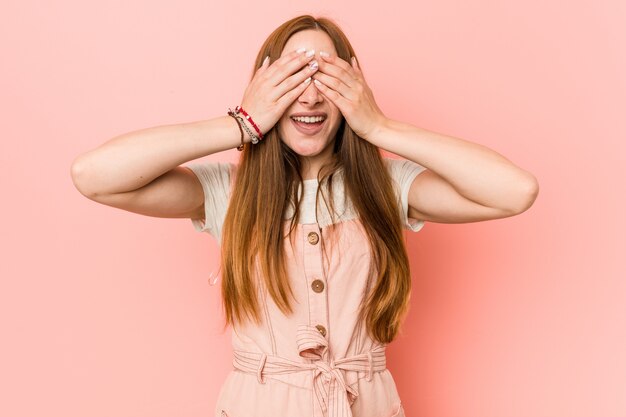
[510,174,540,215]
[70,157,97,199]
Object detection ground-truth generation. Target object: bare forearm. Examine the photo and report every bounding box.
[71,115,245,195]
[370,118,539,211]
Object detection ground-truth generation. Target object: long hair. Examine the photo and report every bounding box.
[220,15,412,344]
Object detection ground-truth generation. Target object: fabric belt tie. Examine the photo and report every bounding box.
[232,324,387,417]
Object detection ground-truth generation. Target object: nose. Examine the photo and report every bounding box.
[297,79,323,105]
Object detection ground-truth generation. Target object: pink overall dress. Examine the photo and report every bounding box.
[187,157,426,417]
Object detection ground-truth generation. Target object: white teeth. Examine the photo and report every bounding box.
[291,116,326,123]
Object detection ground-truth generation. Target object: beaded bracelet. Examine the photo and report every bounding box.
[228,109,259,144]
[239,115,260,144]
[227,113,245,151]
[232,113,260,145]
[234,106,263,140]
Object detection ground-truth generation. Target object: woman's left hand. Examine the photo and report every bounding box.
[312,53,387,140]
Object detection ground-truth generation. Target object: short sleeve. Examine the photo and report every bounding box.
[384,157,428,232]
[184,161,235,242]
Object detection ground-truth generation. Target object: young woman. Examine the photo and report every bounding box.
[71,14,538,417]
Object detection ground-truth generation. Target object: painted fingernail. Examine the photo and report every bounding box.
[296,47,306,53]
[309,60,319,70]
[305,49,315,57]
[320,51,330,58]
[303,77,312,85]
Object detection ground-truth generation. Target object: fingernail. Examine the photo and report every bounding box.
[263,56,269,65]
[303,77,311,85]
[296,47,306,53]
[320,51,330,58]
[308,60,319,70]
[305,49,315,57]
[314,79,322,87]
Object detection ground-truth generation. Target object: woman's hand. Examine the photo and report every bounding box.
[239,49,318,136]
[311,54,387,140]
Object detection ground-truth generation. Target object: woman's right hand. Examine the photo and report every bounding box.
[239,48,318,137]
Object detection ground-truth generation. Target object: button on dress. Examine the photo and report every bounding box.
[186,157,427,417]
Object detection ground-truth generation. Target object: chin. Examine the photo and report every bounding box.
[288,143,325,157]
[285,136,333,157]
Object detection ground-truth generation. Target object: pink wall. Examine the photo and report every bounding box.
[1,1,624,416]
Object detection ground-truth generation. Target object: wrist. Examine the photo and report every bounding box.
[240,118,258,143]
[235,106,264,140]
[228,108,261,149]
[364,115,391,144]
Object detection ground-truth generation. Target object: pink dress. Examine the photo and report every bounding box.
[186,157,426,417]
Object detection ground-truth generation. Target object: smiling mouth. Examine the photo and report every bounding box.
[290,116,326,135]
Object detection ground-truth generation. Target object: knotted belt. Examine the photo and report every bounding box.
[232,324,387,417]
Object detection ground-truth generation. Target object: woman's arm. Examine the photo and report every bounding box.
[369,119,540,222]
[70,116,244,197]
[69,116,249,221]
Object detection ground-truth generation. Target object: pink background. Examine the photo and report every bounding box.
[1,1,624,416]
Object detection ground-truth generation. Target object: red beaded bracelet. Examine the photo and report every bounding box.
[235,106,263,140]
